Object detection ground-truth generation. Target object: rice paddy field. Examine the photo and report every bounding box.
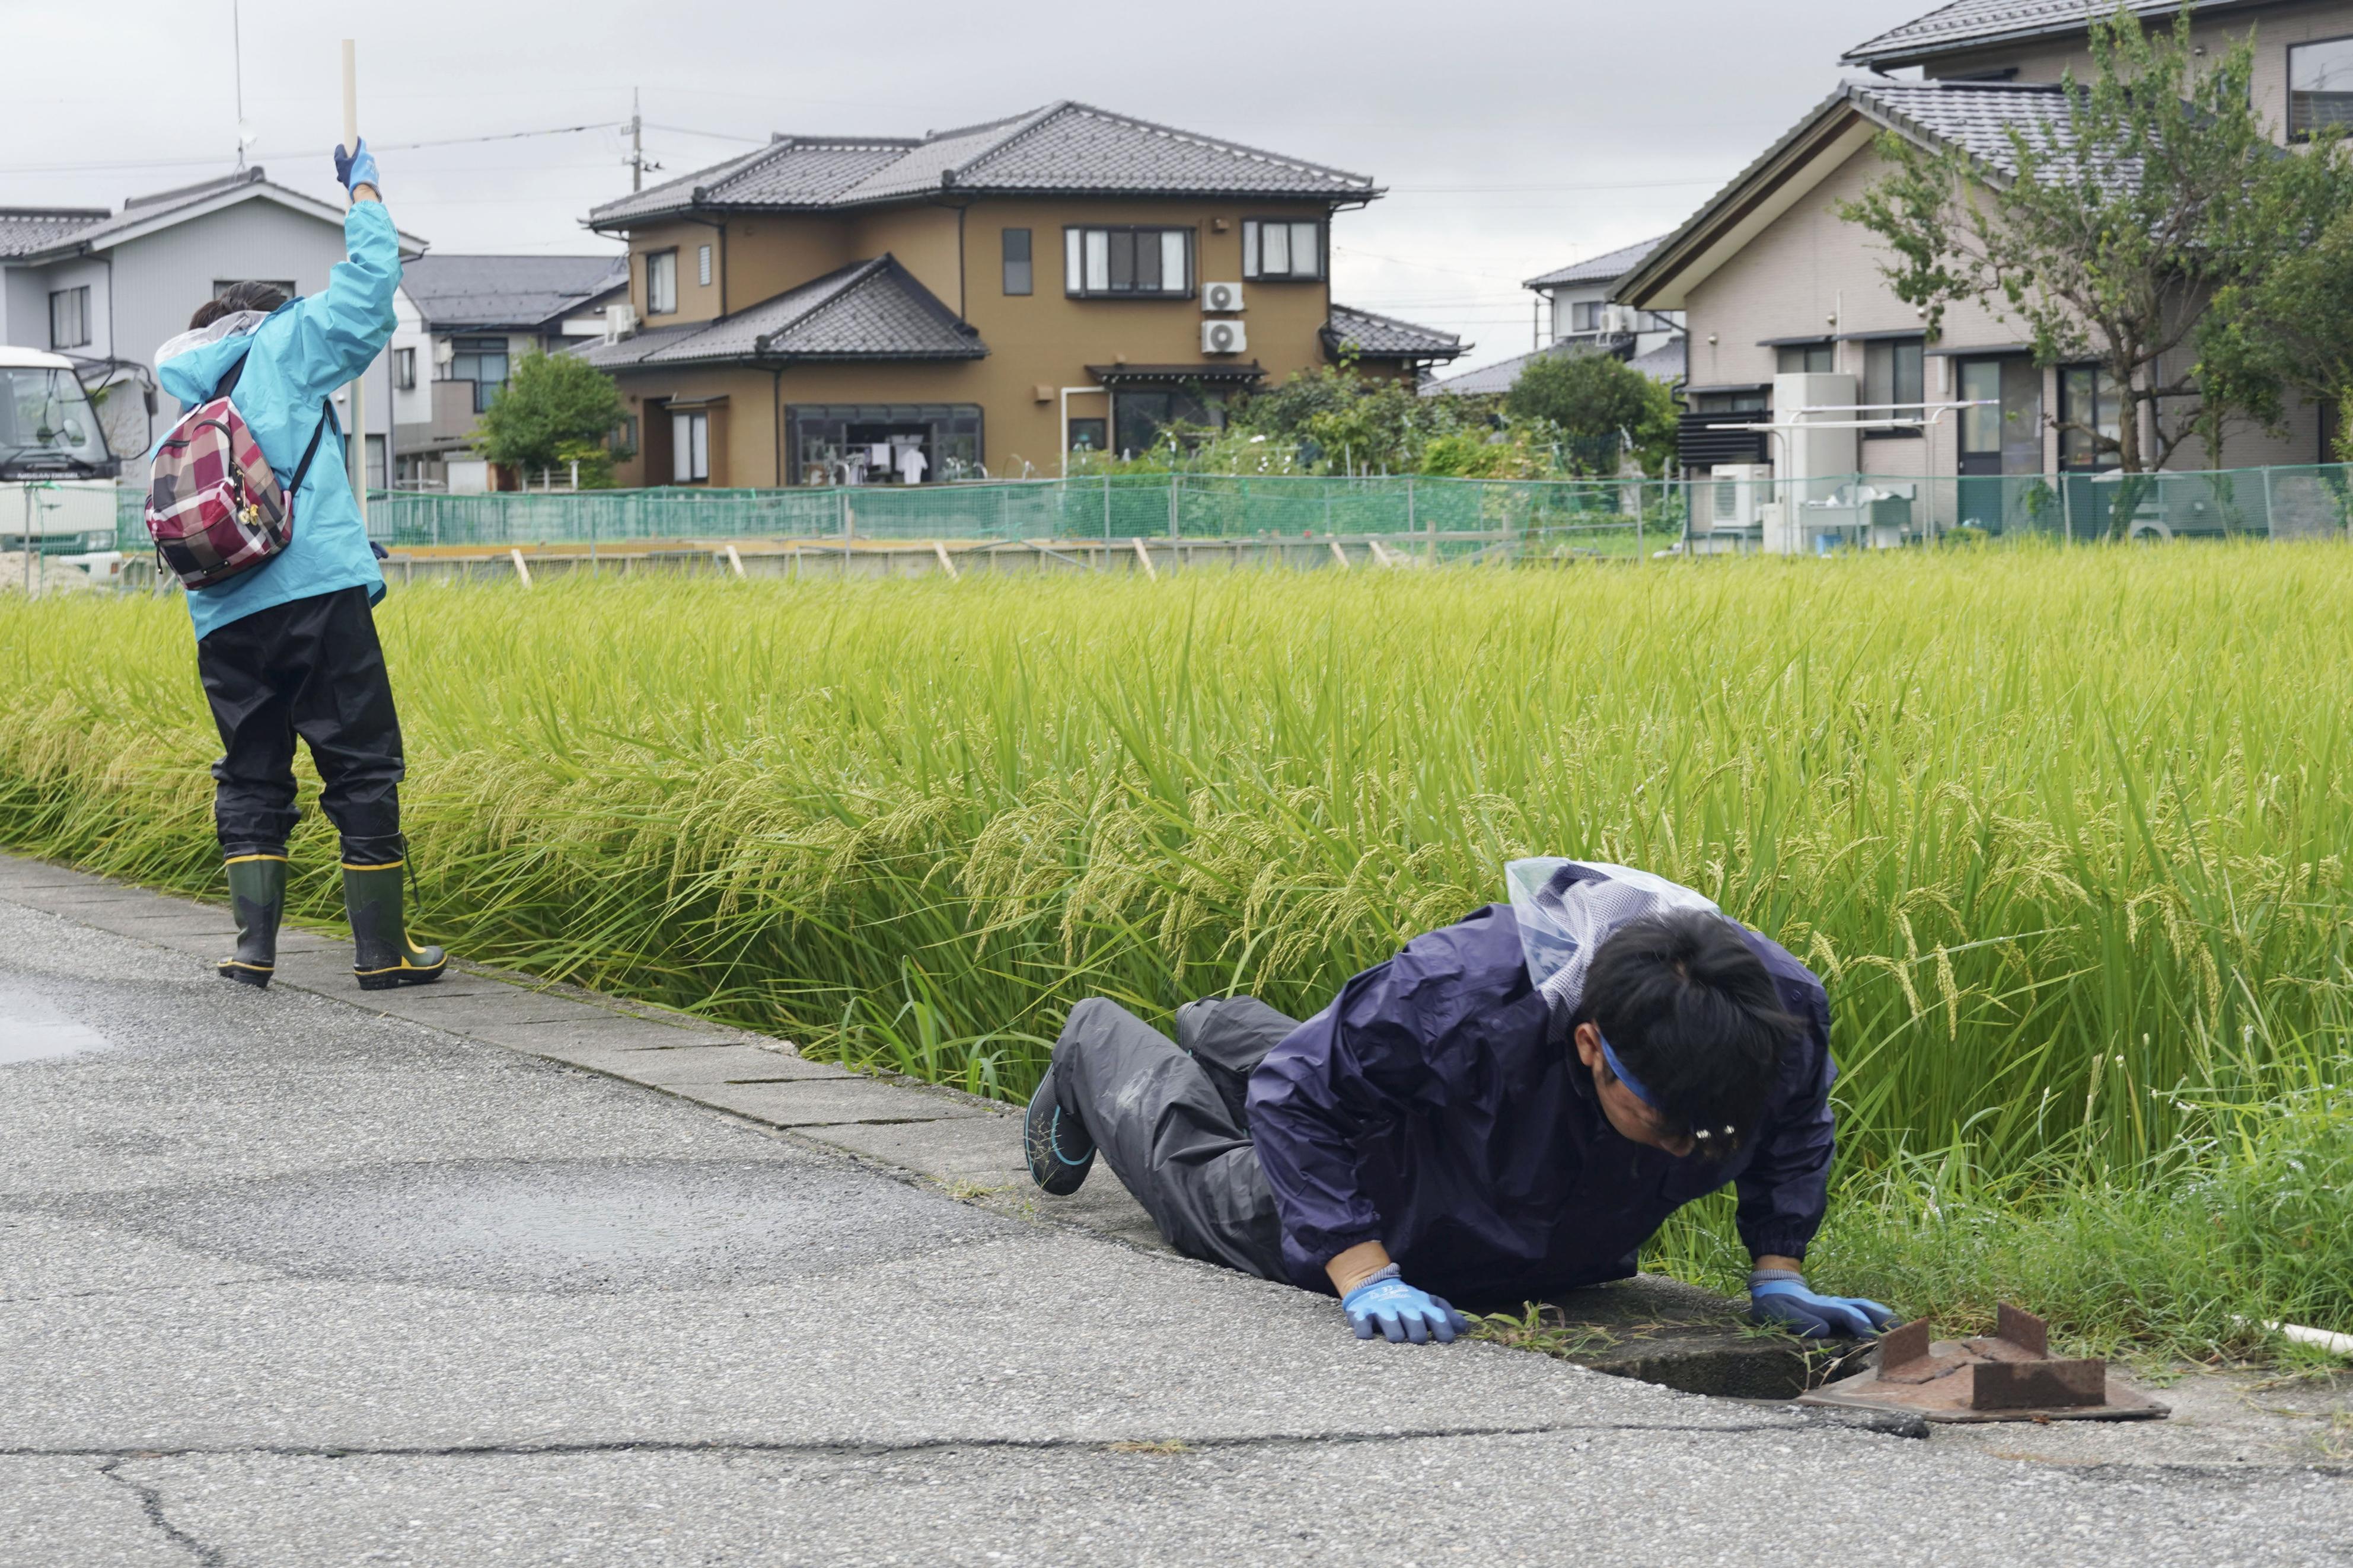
[2,545,2347,1358]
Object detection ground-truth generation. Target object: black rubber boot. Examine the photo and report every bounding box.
[217,854,286,989]
[1022,1061,1096,1196]
[343,860,448,991]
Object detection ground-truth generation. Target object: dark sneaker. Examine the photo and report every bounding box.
[1023,1063,1096,1196]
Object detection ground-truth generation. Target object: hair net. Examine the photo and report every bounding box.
[154,310,270,371]
[1504,859,1724,1015]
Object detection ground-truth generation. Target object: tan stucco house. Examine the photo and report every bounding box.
[1617,0,2353,537]
[580,101,1464,488]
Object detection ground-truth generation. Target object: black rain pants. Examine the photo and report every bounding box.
[196,586,406,865]
[1049,995,1299,1286]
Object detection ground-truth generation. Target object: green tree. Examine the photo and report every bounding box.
[1501,350,1676,474]
[472,352,631,486]
[1841,3,2351,520]
[2200,197,2353,462]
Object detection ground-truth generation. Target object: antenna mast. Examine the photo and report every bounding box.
[231,0,248,168]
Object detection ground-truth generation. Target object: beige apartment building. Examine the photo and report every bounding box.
[581,103,1463,488]
[1618,0,2353,537]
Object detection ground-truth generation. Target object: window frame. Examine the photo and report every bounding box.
[672,408,709,483]
[47,285,90,350]
[1061,225,1195,299]
[1775,341,1834,376]
[1240,218,1327,282]
[1002,227,1034,296]
[393,346,416,391]
[645,248,679,315]
[1860,335,1927,439]
[2058,362,2125,472]
[2288,33,2353,142]
[448,336,511,414]
[696,244,712,288]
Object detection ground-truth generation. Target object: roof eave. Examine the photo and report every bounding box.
[1839,0,2269,71]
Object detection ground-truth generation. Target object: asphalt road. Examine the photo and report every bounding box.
[2,874,2348,1566]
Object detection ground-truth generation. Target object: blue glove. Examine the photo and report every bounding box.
[334,138,381,195]
[1748,1270,1899,1339]
[1342,1267,1468,1345]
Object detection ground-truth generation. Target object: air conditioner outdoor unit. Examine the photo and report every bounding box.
[1203,319,1248,355]
[1201,280,1245,314]
[603,301,639,343]
[433,337,456,366]
[1705,464,1772,531]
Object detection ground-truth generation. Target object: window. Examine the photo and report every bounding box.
[394,347,416,391]
[1861,337,1925,436]
[365,434,387,490]
[2059,364,2125,470]
[1568,300,1605,333]
[1689,388,1767,414]
[646,249,678,315]
[1067,417,1107,454]
[697,244,712,288]
[2290,37,2353,140]
[1241,219,1325,281]
[1063,226,1193,298]
[1112,387,1223,458]
[1002,228,1033,296]
[448,336,510,414]
[1777,342,1834,375]
[672,410,709,483]
[785,403,983,484]
[47,286,89,350]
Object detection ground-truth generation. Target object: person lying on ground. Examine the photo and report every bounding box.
[1024,860,1896,1345]
[151,139,447,995]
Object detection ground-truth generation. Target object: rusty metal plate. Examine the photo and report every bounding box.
[1795,1302,2169,1425]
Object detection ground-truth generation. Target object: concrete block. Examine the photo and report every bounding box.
[560,1045,851,1087]
[795,1114,1025,1183]
[470,1015,744,1055]
[677,1077,987,1126]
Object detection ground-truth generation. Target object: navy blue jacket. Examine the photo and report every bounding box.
[1245,903,1837,1305]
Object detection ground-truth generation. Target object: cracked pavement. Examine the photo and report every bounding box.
[1,857,2348,1566]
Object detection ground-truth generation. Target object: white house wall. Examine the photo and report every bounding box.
[1681,136,2328,475]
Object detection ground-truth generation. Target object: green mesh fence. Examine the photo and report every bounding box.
[110,466,2352,554]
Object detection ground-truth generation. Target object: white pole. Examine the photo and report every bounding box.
[341,40,368,535]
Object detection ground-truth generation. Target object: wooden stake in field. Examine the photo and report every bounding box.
[342,40,368,532]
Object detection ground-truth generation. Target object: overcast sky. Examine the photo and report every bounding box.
[6,0,1917,373]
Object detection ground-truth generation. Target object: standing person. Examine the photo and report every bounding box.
[151,140,445,994]
[1024,860,1896,1345]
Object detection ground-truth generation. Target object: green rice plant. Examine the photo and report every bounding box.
[2,542,2349,1341]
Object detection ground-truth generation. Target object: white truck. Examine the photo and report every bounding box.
[2,346,127,588]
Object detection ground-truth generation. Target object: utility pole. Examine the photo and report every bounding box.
[231,0,247,168]
[625,88,660,193]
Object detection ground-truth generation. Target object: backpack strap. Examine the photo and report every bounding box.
[212,351,247,403]
[285,399,336,499]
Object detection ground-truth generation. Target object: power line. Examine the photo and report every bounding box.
[0,117,755,178]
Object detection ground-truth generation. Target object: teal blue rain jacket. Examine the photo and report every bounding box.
[154,201,399,641]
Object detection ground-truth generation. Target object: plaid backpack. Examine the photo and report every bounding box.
[145,353,333,590]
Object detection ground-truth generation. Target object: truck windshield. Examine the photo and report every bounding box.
[0,365,115,477]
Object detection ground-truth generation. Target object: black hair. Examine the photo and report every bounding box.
[1574,910,1796,1158]
[187,280,291,330]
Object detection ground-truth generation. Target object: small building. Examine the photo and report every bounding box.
[388,254,629,491]
[0,167,425,475]
[1427,235,1684,397]
[579,101,1464,486]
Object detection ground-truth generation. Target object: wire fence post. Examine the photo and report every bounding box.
[1168,472,1180,539]
[2262,464,2276,538]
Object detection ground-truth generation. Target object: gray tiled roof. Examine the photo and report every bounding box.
[0,207,109,259]
[4,165,426,263]
[1425,334,1685,397]
[590,101,1376,226]
[1857,80,2137,186]
[1523,235,1669,290]
[1619,79,2134,308]
[1844,0,2253,66]
[580,256,986,369]
[1323,304,1466,361]
[400,254,627,330]
[1625,337,1686,385]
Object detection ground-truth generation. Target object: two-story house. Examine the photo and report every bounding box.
[581,101,1463,486]
[1616,0,2350,536]
[0,166,424,477]
[388,253,629,490]
[1430,235,1685,397]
